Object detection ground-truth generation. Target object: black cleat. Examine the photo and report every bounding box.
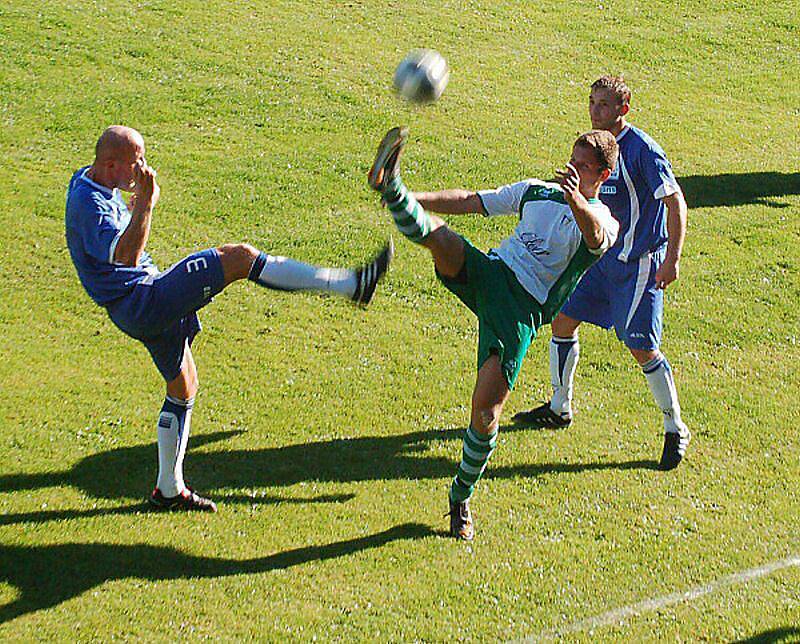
[447,499,474,541]
[368,126,409,193]
[512,403,572,428]
[149,487,217,513]
[352,238,394,306]
[659,430,691,471]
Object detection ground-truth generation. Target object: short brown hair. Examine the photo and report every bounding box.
[574,130,619,173]
[591,75,631,106]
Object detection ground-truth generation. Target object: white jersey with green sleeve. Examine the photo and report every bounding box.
[477,179,619,314]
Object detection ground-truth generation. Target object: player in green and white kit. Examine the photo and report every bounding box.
[368,128,620,540]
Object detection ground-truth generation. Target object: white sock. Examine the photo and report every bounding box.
[642,354,687,434]
[156,395,194,497]
[549,336,579,415]
[249,253,357,298]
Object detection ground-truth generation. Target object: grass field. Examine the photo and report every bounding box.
[1,0,799,640]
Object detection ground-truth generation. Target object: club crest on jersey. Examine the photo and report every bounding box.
[520,232,550,256]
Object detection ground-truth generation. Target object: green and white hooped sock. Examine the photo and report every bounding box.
[449,426,498,503]
[384,176,432,244]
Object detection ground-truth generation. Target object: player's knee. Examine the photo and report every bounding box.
[217,243,259,281]
[218,243,258,262]
[630,347,659,366]
[168,376,198,401]
[551,313,579,337]
[472,405,501,434]
[428,215,446,231]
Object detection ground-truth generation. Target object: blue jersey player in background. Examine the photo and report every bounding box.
[66,126,392,511]
[514,76,691,470]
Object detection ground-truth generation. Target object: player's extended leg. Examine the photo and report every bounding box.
[448,354,511,541]
[629,347,690,470]
[512,312,581,427]
[149,346,217,512]
[215,241,392,306]
[368,126,466,277]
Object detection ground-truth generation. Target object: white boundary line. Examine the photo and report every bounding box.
[519,555,800,642]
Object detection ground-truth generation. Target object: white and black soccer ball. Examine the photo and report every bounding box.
[393,49,449,104]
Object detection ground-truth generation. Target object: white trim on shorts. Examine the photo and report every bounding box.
[625,252,651,331]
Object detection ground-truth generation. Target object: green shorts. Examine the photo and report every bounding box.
[436,237,545,389]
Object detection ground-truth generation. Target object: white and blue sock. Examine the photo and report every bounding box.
[156,395,194,498]
[642,354,688,435]
[248,253,357,298]
[549,336,579,416]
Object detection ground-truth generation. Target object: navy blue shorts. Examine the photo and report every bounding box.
[560,246,666,351]
[107,248,226,381]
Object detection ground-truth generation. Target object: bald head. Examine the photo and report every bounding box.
[94,125,145,163]
[89,126,146,191]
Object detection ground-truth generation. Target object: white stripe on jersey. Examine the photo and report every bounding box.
[617,155,640,263]
[625,252,651,331]
[108,229,125,265]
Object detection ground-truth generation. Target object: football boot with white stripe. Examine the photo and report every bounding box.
[512,403,572,428]
[352,238,393,306]
[659,429,691,471]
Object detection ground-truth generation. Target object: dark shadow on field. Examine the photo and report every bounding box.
[0,427,657,511]
[0,522,434,624]
[0,494,356,528]
[733,627,800,643]
[678,172,800,209]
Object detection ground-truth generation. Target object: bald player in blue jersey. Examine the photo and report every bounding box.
[66,126,392,511]
[514,76,691,470]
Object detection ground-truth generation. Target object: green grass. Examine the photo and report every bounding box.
[1,0,799,640]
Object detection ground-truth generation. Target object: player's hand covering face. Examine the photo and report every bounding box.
[561,144,607,197]
[556,162,581,200]
[132,158,160,208]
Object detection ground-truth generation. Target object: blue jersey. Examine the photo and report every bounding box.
[65,167,158,305]
[599,125,680,262]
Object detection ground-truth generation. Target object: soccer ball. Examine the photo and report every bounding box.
[393,49,449,104]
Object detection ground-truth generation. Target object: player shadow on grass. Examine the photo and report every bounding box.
[678,171,800,209]
[732,627,800,644]
[0,493,357,528]
[0,522,434,625]
[0,427,657,525]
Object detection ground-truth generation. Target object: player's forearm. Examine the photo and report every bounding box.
[114,208,152,267]
[663,191,687,261]
[566,193,605,250]
[412,190,485,215]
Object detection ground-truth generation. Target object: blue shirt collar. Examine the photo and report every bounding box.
[79,166,117,199]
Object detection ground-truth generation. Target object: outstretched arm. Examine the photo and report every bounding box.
[412,189,486,215]
[654,191,687,289]
[557,164,606,250]
[114,163,160,267]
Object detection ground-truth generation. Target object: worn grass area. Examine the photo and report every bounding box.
[0,0,798,640]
